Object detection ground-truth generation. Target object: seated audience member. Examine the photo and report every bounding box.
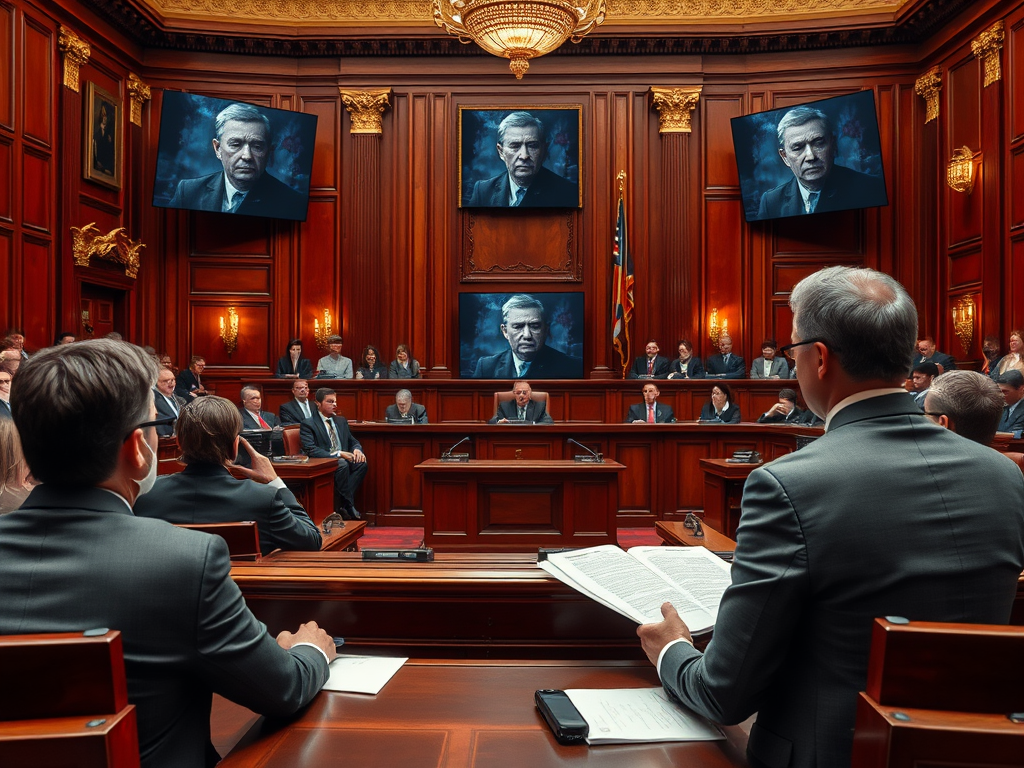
[385,389,428,424]
[356,345,388,380]
[757,388,804,423]
[981,335,1001,377]
[136,397,321,555]
[159,352,177,375]
[0,340,333,768]
[908,361,939,409]
[795,408,825,426]
[911,335,957,371]
[0,367,11,420]
[53,331,75,345]
[699,383,742,423]
[667,339,705,379]
[0,350,20,377]
[996,370,1024,434]
[704,335,745,379]
[626,382,675,423]
[153,367,185,436]
[924,370,1005,445]
[489,380,554,424]
[240,385,280,430]
[0,419,32,514]
[749,339,790,379]
[278,379,315,425]
[300,388,366,520]
[991,330,1024,380]
[315,335,353,379]
[275,338,314,379]
[388,343,421,379]
[175,355,209,399]
[628,340,671,379]
[4,329,28,360]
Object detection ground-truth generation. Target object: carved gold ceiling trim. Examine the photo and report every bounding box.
[138,0,909,27]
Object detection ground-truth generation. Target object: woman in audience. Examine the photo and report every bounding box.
[388,343,421,379]
[667,339,705,379]
[699,383,742,423]
[0,419,33,514]
[275,338,314,379]
[356,345,388,379]
[991,330,1024,379]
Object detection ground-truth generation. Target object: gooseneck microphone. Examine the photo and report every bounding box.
[566,438,603,463]
[442,436,471,458]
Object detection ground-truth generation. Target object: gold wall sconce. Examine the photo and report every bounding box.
[946,147,976,194]
[709,308,728,347]
[313,309,333,350]
[951,294,976,355]
[219,307,239,356]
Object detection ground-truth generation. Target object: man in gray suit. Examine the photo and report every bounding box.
[637,266,1024,768]
[384,389,428,424]
[0,340,334,768]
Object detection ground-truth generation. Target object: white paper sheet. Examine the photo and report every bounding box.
[321,655,407,694]
[565,687,725,744]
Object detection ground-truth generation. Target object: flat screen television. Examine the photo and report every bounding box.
[152,91,317,222]
[731,90,888,223]
[459,292,584,379]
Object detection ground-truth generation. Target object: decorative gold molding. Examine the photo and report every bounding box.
[58,27,91,93]
[971,20,1004,87]
[650,86,702,134]
[70,223,145,279]
[127,74,152,127]
[914,67,941,124]
[340,89,391,134]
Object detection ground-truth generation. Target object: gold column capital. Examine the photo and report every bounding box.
[650,86,702,134]
[340,88,392,134]
[127,74,152,127]
[971,20,1004,87]
[914,67,942,124]
[58,26,91,93]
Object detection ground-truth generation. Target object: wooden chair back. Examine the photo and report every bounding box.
[493,390,550,419]
[176,521,261,560]
[282,424,302,455]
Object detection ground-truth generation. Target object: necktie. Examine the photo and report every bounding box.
[227,192,245,213]
[257,413,270,429]
[518,406,526,420]
[0,400,9,416]
[647,358,653,375]
[326,419,339,451]
[301,401,310,419]
[519,361,530,377]
[166,396,178,416]
[513,187,526,207]
[1000,406,1011,432]
[647,404,655,424]
[806,191,819,214]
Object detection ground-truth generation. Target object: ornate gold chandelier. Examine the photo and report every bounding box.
[433,0,606,79]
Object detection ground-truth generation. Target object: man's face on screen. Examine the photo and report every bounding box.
[497,126,545,188]
[779,119,835,191]
[501,308,547,363]
[213,120,269,192]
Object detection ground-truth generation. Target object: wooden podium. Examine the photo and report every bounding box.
[415,458,625,552]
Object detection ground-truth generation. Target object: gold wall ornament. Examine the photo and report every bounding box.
[219,308,240,356]
[946,146,975,194]
[650,86,702,134]
[313,309,334,349]
[340,89,391,134]
[432,0,606,79]
[971,20,1004,87]
[70,223,145,279]
[127,74,152,127]
[709,308,727,346]
[914,67,941,124]
[58,26,91,93]
[951,294,976,355]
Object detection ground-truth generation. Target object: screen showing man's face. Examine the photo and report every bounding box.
[501,308,547,363]
[497,126,545,189]
[779,119,835,191]
[213,119,269,192]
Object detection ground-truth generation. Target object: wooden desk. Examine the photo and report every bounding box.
[416,458,625,552]
[320,520,366,552]
[655,521,737,553]
[699,459,761,538]
[217,659,750,768]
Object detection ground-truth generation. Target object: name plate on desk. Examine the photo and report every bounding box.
[573,454,604,463]
[440,453,470,463]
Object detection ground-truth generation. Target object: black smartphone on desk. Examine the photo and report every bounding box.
[535,689,588,745]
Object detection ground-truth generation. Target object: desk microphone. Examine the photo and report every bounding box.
[567,438,603,463]
[442,436,471,461]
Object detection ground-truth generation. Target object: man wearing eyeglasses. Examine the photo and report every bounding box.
[638,266,1024,768]
[0,340,334,768]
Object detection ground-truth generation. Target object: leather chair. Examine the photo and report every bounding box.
[175,521,262,560]
[282,424,302,455]
[1001,451,1024,474]
[492,390,550,419]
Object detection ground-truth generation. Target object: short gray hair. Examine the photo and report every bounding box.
[789,266,917,381]
[12,340,156,486]
[395,389,412,403]
[501,294,546,325]
[497,111,546,146]
[240,384,261,402]
[927,370,1004,445]
[214,103,272,143]
[776,106,832,147]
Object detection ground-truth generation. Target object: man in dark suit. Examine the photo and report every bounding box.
[996,370,1024,434]
[175,355,209,400]
[300,387,367,520]
[384,389,428,424]
[704,335,745,379]
[278,379,315,425]
[488,380,553,424]
[153,366,185,436]
[756,387,804,423]
[135,396,321,556]
[667,339,705,379]
[625,383,675,423]
[638,266,1024,768]
[627,340,672,379]
[240,384,279,430]
[907,361,938,410]
[465,111,578,208]
[0,340,334,768]
[911,336,957,371]
[756,106,887,219]
[167,102,307,221]
[472,294,582,379]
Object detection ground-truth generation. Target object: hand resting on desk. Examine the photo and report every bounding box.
[277,620,337,663]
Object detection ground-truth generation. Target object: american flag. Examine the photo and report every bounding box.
[611,191,634,376]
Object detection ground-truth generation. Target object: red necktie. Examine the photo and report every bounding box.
[647,358,653,375]
[647,404,655,424]
[257,413,270,429]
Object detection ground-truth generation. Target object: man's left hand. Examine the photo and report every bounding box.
[232,437,279,484]
[637,602,693,667]
[352,448,367,464]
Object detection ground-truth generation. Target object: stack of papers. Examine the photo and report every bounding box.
[565,687,724,744]
[322,655,407,694]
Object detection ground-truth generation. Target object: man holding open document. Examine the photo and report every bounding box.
[636,267,1024,768]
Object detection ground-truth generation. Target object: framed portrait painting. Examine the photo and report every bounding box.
[84,82,122,190]
[459,106,582,209]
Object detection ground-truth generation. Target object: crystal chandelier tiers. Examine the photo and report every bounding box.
[433,0,606,79]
